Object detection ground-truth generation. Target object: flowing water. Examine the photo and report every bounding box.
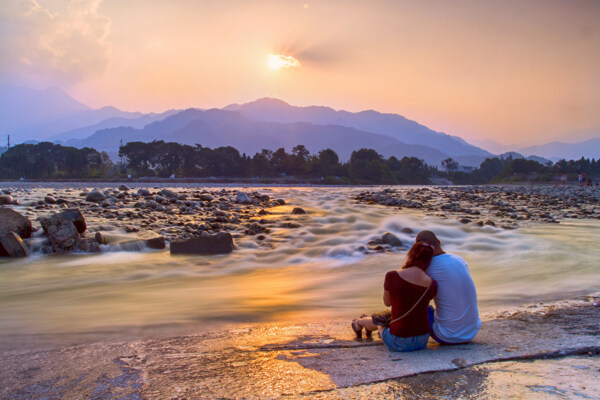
[1,185,599,350]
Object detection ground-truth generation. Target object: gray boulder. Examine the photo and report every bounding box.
[0,232,29,257]
[59,208,87,234]
[381,232,402,247]
[86,191,106,202]
[119,184,131,191]
[170,232,234,255]
[40,213,81,253]
[199,194,214,201]
[292,207,307,215]
[0,208,33,238]
[235,192,252,204]
[138,188,151,196]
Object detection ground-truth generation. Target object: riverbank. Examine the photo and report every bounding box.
[1,298,598,399]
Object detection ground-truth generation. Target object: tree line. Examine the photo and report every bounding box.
[0,141,598,184]
[118,141,433,184]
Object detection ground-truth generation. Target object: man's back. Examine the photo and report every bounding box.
[427,253,481,343]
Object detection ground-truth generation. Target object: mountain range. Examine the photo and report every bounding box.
[1,84,598,166]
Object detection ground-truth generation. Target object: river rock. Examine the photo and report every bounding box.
[0,232,29,257]
[119,184,131,191]
[199,194,214,201]
[58,208,87,234]
[86,191,106,202]
[235,192,252,204]
[170,232,234,255]
[160,189,176,198]
[40,213,81,253]
[0,208,33,238]
[381,232,402,247]
[0,195,15,205]
[145,236,166,249]
[44,196,56,204]
[274,199,286,205]
[138,188,151,196]
[292,207,307,215]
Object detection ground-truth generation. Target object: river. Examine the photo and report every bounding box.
[0,185,599,350]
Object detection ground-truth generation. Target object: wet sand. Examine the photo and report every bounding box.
[1,299,598,399]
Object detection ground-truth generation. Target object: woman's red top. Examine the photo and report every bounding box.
[383,270,438,338]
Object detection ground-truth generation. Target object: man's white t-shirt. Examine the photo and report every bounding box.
[427,253,481,343]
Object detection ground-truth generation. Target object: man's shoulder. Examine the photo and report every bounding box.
[432,253,466,265]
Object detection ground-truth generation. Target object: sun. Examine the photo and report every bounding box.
[267,54,300,70]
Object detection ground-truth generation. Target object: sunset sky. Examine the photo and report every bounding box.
[1,0,599,146]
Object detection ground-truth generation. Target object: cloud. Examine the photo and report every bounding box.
[2,0,112,86]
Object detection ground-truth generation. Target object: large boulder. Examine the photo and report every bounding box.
[0,208,33,238]
[40,213,81,253]
[170,232,234,255]
[86,191,106,202]
[59,208,87,234]
[119,184,131,191]
[292,207,307,215]
[0,232,29,257]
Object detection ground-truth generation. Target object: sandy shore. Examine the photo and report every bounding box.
[1,298,598,399]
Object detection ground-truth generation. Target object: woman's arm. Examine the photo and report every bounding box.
[383,289,391,307]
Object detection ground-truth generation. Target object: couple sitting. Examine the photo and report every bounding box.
[352,230,481,352]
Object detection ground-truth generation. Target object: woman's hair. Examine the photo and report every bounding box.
[403,242,434,271]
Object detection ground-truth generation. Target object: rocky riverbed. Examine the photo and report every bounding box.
[2,183,600,258]
[0,185,314,257]
[354,185,600,230]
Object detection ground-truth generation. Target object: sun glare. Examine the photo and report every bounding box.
[267,54,300,70]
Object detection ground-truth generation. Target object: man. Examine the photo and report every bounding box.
[416,230,481,344]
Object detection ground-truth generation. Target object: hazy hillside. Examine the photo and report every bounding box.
[225,98,491,158]
[0,85,144,143]
[53,110,180,142]
[519,138,600,160]
[72,108,464,165]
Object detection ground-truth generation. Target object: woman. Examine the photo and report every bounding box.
[351,241,438,352]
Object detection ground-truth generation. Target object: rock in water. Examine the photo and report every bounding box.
[0,208,33,238]
[40,213,80,253]
[170,232,234,255]
[59,208,87,234]
[145,236,166,249]
[0,232,29,257]
[0,195,15,205]
[235,192,252,204]
[86,191,106,202]
[292,207,307,215]
[381,232,402,247]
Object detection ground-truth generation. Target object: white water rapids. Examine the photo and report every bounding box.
[0,186,599,350]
